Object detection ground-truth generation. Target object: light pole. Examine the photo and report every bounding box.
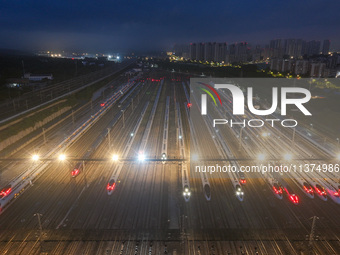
[238,127,244,151]
[107,128,111,148]
[72,110,75,125]
[121,110,125,128]
[42,128,47,144]
[308,216,319,254]
[83,161,88,188]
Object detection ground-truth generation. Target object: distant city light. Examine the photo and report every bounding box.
[138,153,145,161]
[112,154,119,161]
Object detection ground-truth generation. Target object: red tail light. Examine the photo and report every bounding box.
[71,169,80,177]
[0,187,12,198]
[107,183,116,191]
[273,186,282,194]
[240,179,246,184]
[303,185,313,193]
[100,103,105,107]
[187,103,192,108]
[315,187,326,196]
[289,195,299,204]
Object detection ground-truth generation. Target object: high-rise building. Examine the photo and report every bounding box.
[226,42,249,63]
[204,42,214,62]
[213,43,227,62]
[196,43,205,61]
[284,39,296,57]
[304,40,321,56]
[310,62,326,77]
[295,39,305,58]
[282,39,305,58]
[226,43,236,63]
[269,39,284,58]
[252,45,263,62]
[189,43,196,60]
[173,44,189,57]
[294,60,309,75]
[322,39,330,55]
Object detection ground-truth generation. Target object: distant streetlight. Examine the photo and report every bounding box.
[191,154,199,161]
[32,154,40,161]
[284,153,293,161]
[262,132,270,137]
[138,153,145,161]
[33,213,43,237]
[257,153,266,161]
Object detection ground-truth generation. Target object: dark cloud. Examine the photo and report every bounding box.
[0,0,339,52]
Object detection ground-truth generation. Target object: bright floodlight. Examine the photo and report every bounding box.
[138,153,145,161]
[179,135,182,139]
[112,154,119,161]
[130,133,134,137]
[257,153,266,161]
[58,154,66,161]
[32,154,40,161]
[284,153,293,161]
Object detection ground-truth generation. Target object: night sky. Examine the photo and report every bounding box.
[1,0,340,53]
